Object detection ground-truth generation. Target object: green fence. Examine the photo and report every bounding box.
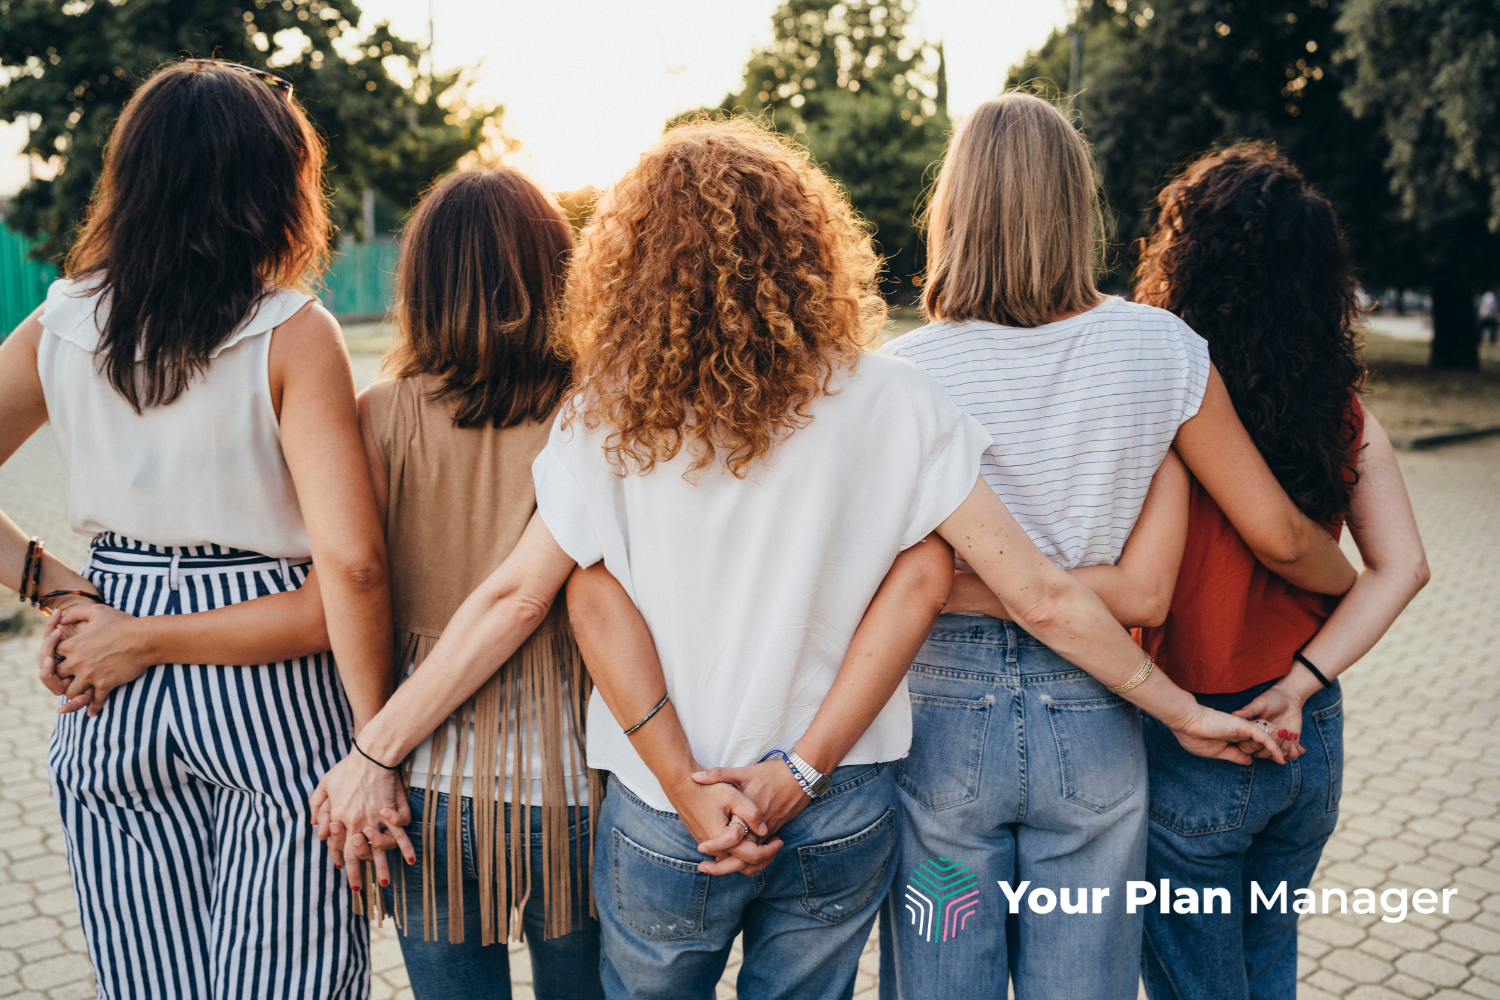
[0,225,59,335]
[0,227,397,337]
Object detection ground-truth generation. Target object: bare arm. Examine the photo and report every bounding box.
[943,450,1190,628]
[0,311,98,609]
[1175,365,1355,595]
[312,512,575,890]
[570,534,956,872]
[1235,405,1430,750]
[270,302,392,733]
[938,477,1283,764]
[44,571,329,714]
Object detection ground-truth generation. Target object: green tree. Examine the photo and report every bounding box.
[714,0,951,300]
[1339,0,1500,370]
[0,0,498,263]
[1009,0,1412,296]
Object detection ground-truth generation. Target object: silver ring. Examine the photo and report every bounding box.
[730,818,751,841]
[1259,720,1273,734]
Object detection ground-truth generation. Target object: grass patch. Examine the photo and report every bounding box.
[1361,334,1500,432]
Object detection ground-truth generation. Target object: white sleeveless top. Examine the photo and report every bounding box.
[36,277,314,559]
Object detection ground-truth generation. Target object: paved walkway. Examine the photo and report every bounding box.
[0,437,1496,999]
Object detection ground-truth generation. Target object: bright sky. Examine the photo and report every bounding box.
[0,0,1067,196]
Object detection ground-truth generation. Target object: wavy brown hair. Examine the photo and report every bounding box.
[383,168,573,427]
[66,61,328,412]
[1134,143,1364,523]
[562,117,886,478]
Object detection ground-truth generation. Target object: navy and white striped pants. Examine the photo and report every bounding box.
[49,535,369,1000]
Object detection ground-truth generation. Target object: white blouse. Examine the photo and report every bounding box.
[36,277,315,559]
[533,352,993,812]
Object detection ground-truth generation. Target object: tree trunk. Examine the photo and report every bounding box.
[1429,277,1480,371]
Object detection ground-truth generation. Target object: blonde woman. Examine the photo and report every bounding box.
[315,118,1284,1000]
[878,93,1356,1000]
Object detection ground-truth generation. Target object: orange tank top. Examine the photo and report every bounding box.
[1141,400,1364,694]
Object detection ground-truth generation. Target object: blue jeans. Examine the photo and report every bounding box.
[382,789,603,1000]
[1141,680,1343,1000]
[595,764,897,1000]
[879,615,1148,1000]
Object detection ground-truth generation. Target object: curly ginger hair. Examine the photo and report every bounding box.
[561,118,887,478]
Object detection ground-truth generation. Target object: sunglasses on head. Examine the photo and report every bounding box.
[182,59,293,101]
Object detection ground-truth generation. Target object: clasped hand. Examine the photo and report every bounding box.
[670,757,811,877]
[308,754,416,892]
[37,602,143,716]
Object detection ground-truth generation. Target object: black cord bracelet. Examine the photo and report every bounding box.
[624,693,669,736]
[1293,649,1334,689]
[352,738,399,771]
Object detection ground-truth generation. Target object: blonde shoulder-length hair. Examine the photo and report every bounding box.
[922,91,1104,327]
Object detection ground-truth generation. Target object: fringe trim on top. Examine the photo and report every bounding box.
[357,625,601,945]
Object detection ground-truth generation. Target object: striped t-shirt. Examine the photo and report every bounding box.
[882,296,1211,569]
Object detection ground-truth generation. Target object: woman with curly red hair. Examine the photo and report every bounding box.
[318,118,1284,1000]
[1134,143,1428,1000]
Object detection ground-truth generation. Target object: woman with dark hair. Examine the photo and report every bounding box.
[0,60,391,998]
[1134,142,1429,1000]
[357,168,603,999]
[314,118,1284,1000]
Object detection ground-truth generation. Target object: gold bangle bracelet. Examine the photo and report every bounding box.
[1108,655,1155,695]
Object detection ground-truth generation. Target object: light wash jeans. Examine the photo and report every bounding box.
[879,614,1148,1000]
[1141,679,1343,1000]
[381,789,603,1000]
[594,765,897,1000]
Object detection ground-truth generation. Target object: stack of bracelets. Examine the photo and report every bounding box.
[17,537,105,617]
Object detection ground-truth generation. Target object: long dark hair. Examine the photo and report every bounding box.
[383,168,573,428]
[1135,143,1365,524]
[65,61,329,412]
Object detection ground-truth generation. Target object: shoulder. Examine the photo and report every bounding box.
[269,299,343,358]
[881,319,973,361]
[843,352,965,421]
[1098,297,1207,353]
[37,276,107,350]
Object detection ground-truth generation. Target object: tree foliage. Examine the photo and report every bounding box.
[713,0,950,299]
[1008,0,1409,291]
[1010,0,1499,368]
[0,0,498,262]
[1339,0,1500,368]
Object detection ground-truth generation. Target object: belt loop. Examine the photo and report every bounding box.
[1004,621,1019,663]
[168,551,181,591]
[279,557,292,589]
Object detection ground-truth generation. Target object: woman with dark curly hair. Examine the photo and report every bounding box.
[317,117,1284,1000]
[1134,143,1429,1000]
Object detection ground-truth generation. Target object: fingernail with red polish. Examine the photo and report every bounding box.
[380,878,389,887]
[406,856,415,865]
[1277,729,1288,739]
[1290,733,1299,741]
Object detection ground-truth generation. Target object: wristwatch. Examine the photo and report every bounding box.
[788,750,832,798]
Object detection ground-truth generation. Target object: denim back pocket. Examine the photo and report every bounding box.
[798,807,896,924]
[610,829,709,940]
[896,692,992,811]
[1312,697,1344,813]
[1046,695,1138,813]
[1143,715,1254,835]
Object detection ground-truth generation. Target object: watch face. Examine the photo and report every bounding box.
[810,774,832,797]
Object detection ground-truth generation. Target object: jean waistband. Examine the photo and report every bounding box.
[926,613,1053,650]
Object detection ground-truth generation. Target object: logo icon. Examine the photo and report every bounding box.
[904,857,980,943]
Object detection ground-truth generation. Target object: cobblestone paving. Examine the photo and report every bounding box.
[0,437,1495,999]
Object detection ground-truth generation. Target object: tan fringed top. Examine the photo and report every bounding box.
[362,373,600,945]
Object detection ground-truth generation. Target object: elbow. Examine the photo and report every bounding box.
[325,546,388,594]
[1410,555,1432,594]
[506,590,553,633]
[1135,581,1176,629]
[1008,578,1073,637]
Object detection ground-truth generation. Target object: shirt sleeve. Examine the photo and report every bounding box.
[899,373,994,550]
[531,417,604,568]
[1176,319,1212,424]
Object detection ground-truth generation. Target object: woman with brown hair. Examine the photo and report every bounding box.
[879,93,1356,1000]
[0,60,391,999]
[355,168,603,999]
[316,117,1284,1000]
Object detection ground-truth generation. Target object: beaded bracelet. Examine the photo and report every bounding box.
[757,749,813,797]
